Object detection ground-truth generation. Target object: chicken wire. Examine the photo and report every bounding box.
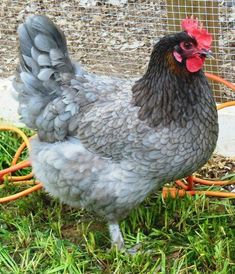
[0,0,234,102]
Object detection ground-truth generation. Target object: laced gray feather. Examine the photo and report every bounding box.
[13,15,95,142]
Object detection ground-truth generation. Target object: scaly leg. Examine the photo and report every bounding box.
[108,222,125,250]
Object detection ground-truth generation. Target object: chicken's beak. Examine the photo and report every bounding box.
[199,49,214,59]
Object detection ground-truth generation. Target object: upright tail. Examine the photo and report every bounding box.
[13,15,81,142]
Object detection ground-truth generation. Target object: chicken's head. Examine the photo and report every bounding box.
[173,16,212,73]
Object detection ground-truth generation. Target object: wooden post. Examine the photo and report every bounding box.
[166,0,221,100]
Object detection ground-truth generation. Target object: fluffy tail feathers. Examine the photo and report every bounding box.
[18,15,74,80]
[13,15,80,142]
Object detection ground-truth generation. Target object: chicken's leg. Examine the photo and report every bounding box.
[108,222,125,250]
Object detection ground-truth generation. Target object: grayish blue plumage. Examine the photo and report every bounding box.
[13,15,218,249]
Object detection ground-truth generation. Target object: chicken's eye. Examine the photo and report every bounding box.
[182,42,193,50]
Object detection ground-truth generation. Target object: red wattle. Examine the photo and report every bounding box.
[186,55,204,72]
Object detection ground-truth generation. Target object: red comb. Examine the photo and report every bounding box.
[181,16,212,50]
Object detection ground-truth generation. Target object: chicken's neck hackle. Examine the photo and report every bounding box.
[132,33,211,128]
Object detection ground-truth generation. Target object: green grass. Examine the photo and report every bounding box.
[0,130,235,273]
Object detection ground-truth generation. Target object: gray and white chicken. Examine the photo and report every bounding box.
[13,15,218,249]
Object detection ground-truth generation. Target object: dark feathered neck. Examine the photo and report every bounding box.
[132,35,210,128]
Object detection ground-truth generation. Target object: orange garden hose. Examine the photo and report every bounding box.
[0,73,235,203]
[0,126,43,203]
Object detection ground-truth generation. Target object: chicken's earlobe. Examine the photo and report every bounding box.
[173,51,183,63]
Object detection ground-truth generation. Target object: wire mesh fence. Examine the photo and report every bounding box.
[0,0,234,102]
